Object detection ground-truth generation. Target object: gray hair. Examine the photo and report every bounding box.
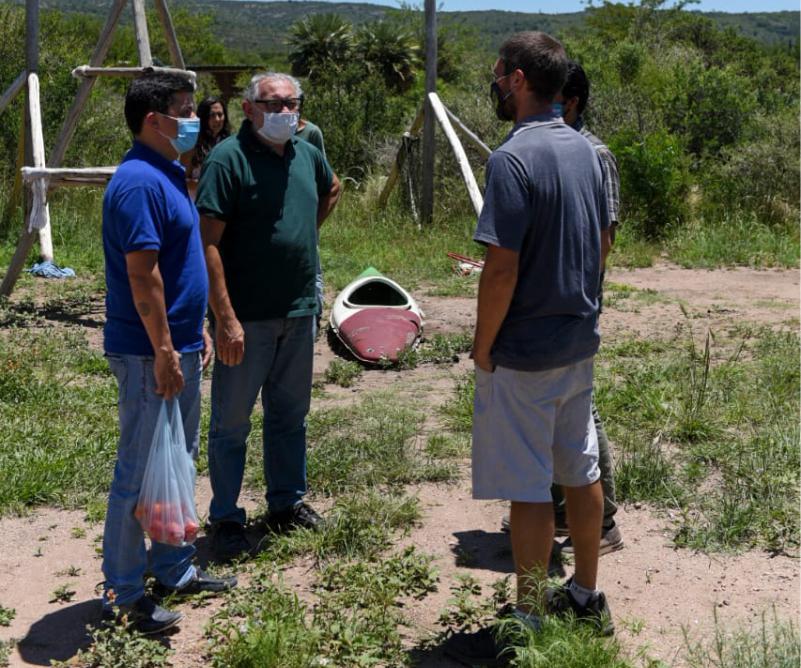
[244,72,303,102]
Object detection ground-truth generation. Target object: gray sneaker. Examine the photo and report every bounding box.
[547,578,614,636]
[559,523,624,556]
[102,595,182,635]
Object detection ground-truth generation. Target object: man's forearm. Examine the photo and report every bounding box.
[205,244,237,323]
[129,266,173,353]
[473,263,518,357]
[317,176,341,228]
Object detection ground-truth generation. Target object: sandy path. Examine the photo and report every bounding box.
[1,263,798,667]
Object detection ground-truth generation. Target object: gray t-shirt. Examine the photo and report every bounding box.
[474,113,610,372]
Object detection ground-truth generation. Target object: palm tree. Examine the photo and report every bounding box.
[355,21,420,93]
[287,14,353,78]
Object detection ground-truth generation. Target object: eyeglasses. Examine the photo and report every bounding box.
[253,97,301,113]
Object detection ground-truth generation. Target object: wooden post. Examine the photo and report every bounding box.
[153,0,186,69]
[420,0,436,225]
[27,73,53,262]
[428,93,483,217]
[1,0,39,296]
[377,104,424,208]
[49,0,127,169]
[132,0,153,68]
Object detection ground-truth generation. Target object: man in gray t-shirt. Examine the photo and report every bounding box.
[445,31,614,667]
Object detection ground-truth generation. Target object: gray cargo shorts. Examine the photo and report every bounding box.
[471,357,599,502]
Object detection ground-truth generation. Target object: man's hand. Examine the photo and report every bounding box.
[472,348,495,373]
[201,329,213,370]
[154,347,184,400]
[216,317,245,366]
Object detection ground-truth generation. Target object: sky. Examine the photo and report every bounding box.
[296,0,799,13]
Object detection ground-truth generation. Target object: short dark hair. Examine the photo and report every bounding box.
[124,73,195,135]
[498,31,568,103]
[563,61,590,116]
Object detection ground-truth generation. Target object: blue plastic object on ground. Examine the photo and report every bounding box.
[26,261,76,279]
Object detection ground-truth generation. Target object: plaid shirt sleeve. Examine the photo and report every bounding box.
[595,145,620,225]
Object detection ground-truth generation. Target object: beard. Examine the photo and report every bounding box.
[490,82,515,122]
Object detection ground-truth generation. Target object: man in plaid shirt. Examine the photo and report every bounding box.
[553,61,623,555]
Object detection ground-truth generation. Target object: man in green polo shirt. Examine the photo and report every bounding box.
[196,71,341,562]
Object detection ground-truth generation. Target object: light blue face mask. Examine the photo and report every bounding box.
[159,115,200,155]
[171,117,200,153]
[551,102,564,117]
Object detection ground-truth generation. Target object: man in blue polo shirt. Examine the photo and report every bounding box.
[102,73,235,635]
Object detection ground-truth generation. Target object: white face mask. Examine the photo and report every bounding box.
[257,111,299,144]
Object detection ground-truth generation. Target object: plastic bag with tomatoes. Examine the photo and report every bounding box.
[134,400,200,546]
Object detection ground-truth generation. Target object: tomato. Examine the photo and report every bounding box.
[183,521,199,543]
[147,518,165,542]
[166,521,185,546]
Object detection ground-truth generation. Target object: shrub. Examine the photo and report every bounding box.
[610,127,691,238]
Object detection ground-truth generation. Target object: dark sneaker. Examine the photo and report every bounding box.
[443,625,515,667]
[269,502,324,532]
[500,514,569,537]
[210,521,250,562]
[547,579,614,636]
[153,568,238,599]
[559,523,624,557]
[102,595,182,635]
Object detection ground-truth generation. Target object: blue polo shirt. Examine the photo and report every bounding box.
[103,141,208,355]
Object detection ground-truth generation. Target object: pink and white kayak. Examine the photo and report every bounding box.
[330,267,423,364]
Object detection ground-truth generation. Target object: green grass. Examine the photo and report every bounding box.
[395,330,473,369]
[683,610,800,668]
[244,393,458,499]
[608,225,659,269]
[440,324,800,554]
[666,216,800,268]
[255,491,421,564]
[322,358,363,387]
[0,324,117,516]
[314,184,484,296]
[597,325,800,553]
[497,616,640,668]
[210,545,438,668]
[0,606,14,627]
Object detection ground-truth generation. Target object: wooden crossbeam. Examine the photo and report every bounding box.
[428,92,483,217]
[22,166,117,186]
[71,65,197,83]
[0,72,26,115]
[444,107,491,160]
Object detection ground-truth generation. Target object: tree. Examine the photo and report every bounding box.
[355,21,419,92]
[287,14,352,78]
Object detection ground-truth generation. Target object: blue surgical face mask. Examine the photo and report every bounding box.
[551,102,564,117]
[158,115,200,155]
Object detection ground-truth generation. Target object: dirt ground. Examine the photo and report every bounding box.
[0,263,798,667]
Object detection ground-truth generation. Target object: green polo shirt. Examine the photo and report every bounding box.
[196,120,333,321]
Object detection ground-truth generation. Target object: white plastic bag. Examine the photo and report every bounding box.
[134,400,200,546]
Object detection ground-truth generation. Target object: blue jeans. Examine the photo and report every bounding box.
[102,352,201,607]
[208,317,313,524]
